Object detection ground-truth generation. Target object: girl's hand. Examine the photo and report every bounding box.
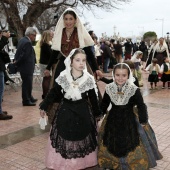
[44,69,50,77]
[141,124,146,127]
[40,110,46,118]
[96,70,103,78]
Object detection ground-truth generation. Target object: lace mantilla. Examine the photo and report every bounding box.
[56,74,98,100]
[106,82,137,105]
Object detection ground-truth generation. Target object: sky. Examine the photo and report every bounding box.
[79,0,170,40]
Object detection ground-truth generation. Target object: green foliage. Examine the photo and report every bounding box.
[143,31,157,42]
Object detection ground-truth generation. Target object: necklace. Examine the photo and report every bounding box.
[66,29,74,42]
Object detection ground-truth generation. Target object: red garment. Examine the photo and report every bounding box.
[61,28,79,57]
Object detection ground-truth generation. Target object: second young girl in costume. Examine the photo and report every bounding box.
[39,49,102,170]
[98,63,162,170]
[160,57,170,89]
[131,50,144,87]
[145,58,160,90]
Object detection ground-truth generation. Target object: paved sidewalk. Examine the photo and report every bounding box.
[0,71,170,170]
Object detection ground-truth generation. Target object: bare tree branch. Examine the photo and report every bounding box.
[0,0,131,39]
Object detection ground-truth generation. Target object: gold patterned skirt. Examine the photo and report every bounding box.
[98,113,162,170]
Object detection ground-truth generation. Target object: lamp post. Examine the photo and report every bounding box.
[167,32,170,50]
[156,18,164,37]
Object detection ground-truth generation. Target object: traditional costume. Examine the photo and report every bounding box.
[145,63,160,83]
[40,49,102,170]
[160,61,170,88]
[153,40,170,66]
[131,51,143,86]
[98,63,162,170]
[145,41,158,68]
[46,8,100,123]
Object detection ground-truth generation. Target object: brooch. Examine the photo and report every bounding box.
[72,81,79,88]
[117,92,124,95]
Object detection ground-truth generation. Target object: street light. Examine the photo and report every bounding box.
[155,18,164,37]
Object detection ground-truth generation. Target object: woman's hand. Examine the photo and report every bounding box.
[44,69,50,77]
[40,109,46,118]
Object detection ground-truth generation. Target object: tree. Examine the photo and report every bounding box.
[143,31,157,43]
[0,0,131,39]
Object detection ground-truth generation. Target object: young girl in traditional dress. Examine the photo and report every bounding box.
[131,51,144,87]
[98,63,162,170]
[145,58,160,90]
[160,57,170,89]
[39,48,102,170]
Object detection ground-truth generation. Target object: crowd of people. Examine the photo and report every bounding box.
[1,7,170,170]
[91,34,170,89]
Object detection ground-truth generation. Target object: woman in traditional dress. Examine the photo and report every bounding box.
[153,37,170,66]
[43,8,102,123]
[145,40,158,68]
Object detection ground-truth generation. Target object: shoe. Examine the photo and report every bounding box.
[31,98,38,103]
[150,87,153,90]
[162,87,165,89]
[154,87,158,90]
[23,102,36,106]
[2,111,8,115]
[0,113,13,120]
[168,87,170,89]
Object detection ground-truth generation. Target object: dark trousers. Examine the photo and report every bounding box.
[20,73,33,103]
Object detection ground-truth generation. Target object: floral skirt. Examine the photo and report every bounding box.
[98,113,163,170]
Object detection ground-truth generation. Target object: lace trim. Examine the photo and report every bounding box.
[79,77,96,93]
[50,132,97,159]
[106,82,137,105]
[56,75,97,100]
[57,75,70,91]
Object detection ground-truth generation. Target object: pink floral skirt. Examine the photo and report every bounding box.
[45,138,98,170]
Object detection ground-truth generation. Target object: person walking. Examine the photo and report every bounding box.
[153,37,170,66]
[39,30,53,99]
[14,27,38,106]
[98,63,162,170]
[114,40,123,63]
[160,57,170,89]
[102,41,112,73]
[0,30,13,120]
[124,39,133,60]
[131,51,144,87]
[40,48,102,170]
[43,8,102,123]
[145,40,158,68]
[145,58,160,90]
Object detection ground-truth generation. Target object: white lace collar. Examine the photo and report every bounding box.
[105,82,138,105]
[56,71,98,101]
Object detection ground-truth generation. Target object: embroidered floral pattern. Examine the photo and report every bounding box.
[106,82,137,105]
[57,75,70,91]
[79,77,95,93]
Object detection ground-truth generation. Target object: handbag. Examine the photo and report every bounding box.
[0,49,11,64]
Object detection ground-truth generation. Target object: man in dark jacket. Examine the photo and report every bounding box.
[15,27,37,106]
[0,30,13,120]
[102,41,112,73]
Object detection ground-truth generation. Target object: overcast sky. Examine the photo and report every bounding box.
[80,0,170,39]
